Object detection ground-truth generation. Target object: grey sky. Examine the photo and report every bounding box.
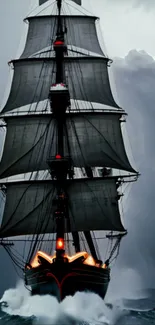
[105,0,155,9]
[0,0,31,107]
[0,0,31,294]
[88,0,155,58]
[0,0,155,299]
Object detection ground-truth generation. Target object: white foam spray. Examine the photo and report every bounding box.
[0,281,126,325]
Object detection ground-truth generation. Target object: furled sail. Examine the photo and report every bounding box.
[0,112,135,179]
[1,57,119,114]
[21,16,104,58]
[72,0,81,4]
[0,178,125,238]
[39,0,82,5]
[39,0,48,5]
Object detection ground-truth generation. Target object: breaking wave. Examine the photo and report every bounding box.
[0,281,155,325]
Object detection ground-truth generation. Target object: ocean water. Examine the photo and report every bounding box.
[0,282,154,325]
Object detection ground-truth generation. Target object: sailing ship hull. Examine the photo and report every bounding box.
[25,261,110,301]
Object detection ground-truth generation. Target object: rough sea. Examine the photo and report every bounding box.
[0,282,154,325]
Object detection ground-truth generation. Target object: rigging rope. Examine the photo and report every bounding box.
[3,246,24,279]
[107,235,122,265]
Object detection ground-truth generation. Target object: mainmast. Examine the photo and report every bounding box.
[49,0,98,259]
[55,0,64,85]
[49,0,70,259]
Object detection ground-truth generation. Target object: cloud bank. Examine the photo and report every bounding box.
[108,50,155,295]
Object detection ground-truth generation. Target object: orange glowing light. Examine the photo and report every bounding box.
[28,250,105,270]
[68,251,88,263]
[56,238,64,250]
[30,251,54,268]
[84,255,96,267]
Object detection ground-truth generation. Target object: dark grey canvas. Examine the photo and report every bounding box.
[0,112,135,179]
[39,0,48,5]
[21,16,104,58]
[0,178,124,237]
[1,57,119,114]
[39,0,82,5]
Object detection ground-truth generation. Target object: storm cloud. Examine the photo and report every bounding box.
[108,50,155,297]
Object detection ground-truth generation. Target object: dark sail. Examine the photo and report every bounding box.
[1,57,119,114]
[21,16,104,58]
[39,0,48,4]
[0,112,135,179]
[0,178,125,238]
[39,0,82,5]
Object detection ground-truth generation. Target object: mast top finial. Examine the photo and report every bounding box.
[57,0,62,12]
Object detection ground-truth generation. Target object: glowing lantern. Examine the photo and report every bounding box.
[55,154,62,159]
[54,40,64,46]
[56,238,64,250]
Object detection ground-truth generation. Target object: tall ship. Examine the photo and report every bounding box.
[0,0,138,301]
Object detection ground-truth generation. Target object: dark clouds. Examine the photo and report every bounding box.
[108,50,155,297]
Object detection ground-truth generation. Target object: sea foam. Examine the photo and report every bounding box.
[0,281,126,325]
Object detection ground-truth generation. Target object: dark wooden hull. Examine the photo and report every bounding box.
[25,260,110,301]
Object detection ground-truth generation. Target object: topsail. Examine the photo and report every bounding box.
[21,15,104,59]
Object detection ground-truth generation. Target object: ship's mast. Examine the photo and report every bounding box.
[57,0,62,16]
[49,1,101,259]
[56,0,64,85]
[49,0,70,259]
